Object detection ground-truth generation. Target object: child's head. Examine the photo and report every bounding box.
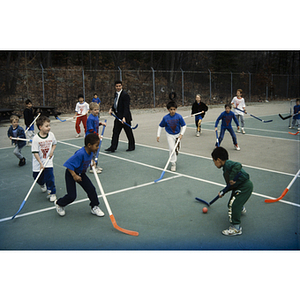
[195,94,201,103]
[25,99,32,108]
[237,89,243,97]
[85,133,100,153]
[89,102,99,116]
[78,94,84,103]
[36,115,50,132]
[167,101,177,116]
[93,93,98,98]
[211,146,228,168]
[10,115,19,128]
[296,99,300,105]
[225,104,232,113]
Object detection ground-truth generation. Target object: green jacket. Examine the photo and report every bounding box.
[222,160,250,193]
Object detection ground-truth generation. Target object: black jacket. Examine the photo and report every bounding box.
[191,101,208,118]
[111,90,132,122]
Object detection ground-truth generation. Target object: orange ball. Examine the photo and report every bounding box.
[202,207,208,213]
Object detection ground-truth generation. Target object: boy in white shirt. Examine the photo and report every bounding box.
[231,89,246,134]
[32,115,57,202]
[74,94,89,137]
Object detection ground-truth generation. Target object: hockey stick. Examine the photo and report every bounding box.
[11,157,51,220]
[183,112,202,119]
[235,107,273,123]
[154,137,181,183]
[288,131,299,135]
[94,119,107,165]
[265,169,300,203]
[195,172,242,207]
[111,113,138,129]
[215,130,220,147]
[279,111,300,120]
[25,113,41,134]
[11,137,32,142]
[57,113,88,122]
[92,165,139,236]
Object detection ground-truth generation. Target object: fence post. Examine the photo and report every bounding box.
[151,67,156,108]
[208,69,211,102]
[266,83,268,101]
[230,72,233,100]
[248,71,251,102]
[82,68,85,100]
[40,64,45,106]
[180,68,184,106]
[118,66,122,81]
[286,74,289,98]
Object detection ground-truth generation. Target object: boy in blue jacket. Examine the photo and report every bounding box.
[7,115,26,166]
[215,104,240,150]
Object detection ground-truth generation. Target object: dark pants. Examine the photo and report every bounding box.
[218,126,237,146]
[33,167,56,194]
[56,169,99,208]
[110,118,135,150]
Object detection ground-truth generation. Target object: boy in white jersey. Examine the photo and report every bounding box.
[32,115,57,202]
[74,94,89,138]
[231,89,246,134]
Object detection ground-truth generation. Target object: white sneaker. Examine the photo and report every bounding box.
[40,184,47,193]
[237,129,241,133]
[196,131,200,137]
[54,200,65,216]
[235,144,240,151]
[49,194,57,202]
[75,133,80,138]
[171,163,176,172]
[91,206,105,217]
[241,128,245,134]
[89,167,102,174]
[241,206,247,215]
[222,226,242,236]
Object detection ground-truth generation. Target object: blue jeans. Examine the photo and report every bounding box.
[33,167,56,194]
[217,126,238,146]
[56,169,99,208]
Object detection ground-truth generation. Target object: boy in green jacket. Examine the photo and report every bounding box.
[211,146,253,236]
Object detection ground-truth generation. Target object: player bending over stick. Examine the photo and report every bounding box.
[211,146,253,236]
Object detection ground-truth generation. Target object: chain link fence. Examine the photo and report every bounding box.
[1,67,299,114]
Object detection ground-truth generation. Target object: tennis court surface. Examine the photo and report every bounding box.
[0,101,299,250]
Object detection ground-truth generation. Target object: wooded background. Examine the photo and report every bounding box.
[1,51,299,114]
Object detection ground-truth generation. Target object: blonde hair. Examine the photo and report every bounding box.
[10,115,19,123]
[89,102,99,110]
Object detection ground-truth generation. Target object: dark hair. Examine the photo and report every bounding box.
[211,146,229,161]
[93,93,98,96]
[225,104,231,109]
[25,99,32,105]
[85,133,99,146]
[78,94,84,99]
[115,80,122,86]
[167,101,177,110]
[36,115,50,130]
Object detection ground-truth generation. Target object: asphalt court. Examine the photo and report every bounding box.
[0,105,299,250]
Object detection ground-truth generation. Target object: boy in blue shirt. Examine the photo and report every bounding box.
[157,101,186,171]
[215,104,240,150]
[54,133,105,217]
[86,102,106,174]
[290,99,300,130]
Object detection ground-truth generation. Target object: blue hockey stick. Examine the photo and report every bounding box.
[195,172,242,207]
[154,137,181,183]
[235,107,273,123]
[11,156,51,220]
[215,130,219,147]
[95,119,107,165]
[111,113,138,129]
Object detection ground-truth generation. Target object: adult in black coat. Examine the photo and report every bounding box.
[105,81,135,152]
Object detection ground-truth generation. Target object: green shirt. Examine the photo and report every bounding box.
[222,160,250,192]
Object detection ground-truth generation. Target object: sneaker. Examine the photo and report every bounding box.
[196,131,200,137]
[237,129,241,133]
[235,144,240,151]
[171,162,176,172]
[40,184,47,193]
[241,206,247,215]
[222,226,242,236]
[241,128,245,134]
[49,194,57,202]
[89,167,102,174]
[75,133,80,138]
[19,157,26,166]
[91,206,105,217]
[54,200,65,216]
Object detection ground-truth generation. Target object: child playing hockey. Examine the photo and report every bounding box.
[231,89,246,134]
[157,101,186,172]
[215,104,240,150]
[191,94,208,136]
[211,146,253,236]
[74,94,89,138]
